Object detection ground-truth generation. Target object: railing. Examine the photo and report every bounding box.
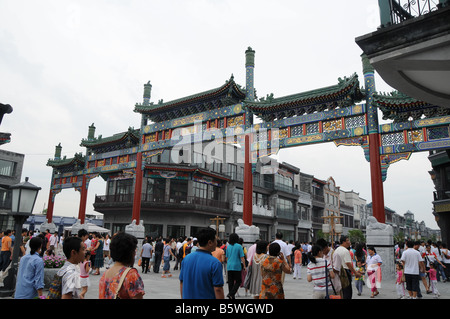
[277,210,297,220]
[95,194,230,209]
[379,0,446,26]
[433,190,450,201]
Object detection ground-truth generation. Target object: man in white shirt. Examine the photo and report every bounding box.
[49,232,59,251]
[333,235,356,299]
[286,240,295,265]
[418,241,426,255]
[272,232,292,283]
[401,240,425,299]
[272,233,291,268]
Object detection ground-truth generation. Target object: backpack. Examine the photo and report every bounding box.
[46,272,65,299]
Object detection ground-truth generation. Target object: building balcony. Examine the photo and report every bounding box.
[356,1,450,108]
[432,190,450,214]
[94,194,230,211]
[233,203,274,218]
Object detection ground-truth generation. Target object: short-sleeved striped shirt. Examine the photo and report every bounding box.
[307,258,332,291]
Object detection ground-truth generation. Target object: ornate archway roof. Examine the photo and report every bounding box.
[134,75,246,122]
[372,91,450,122]
[244,73,363,122]
[47,152,86,172]
[80,127,141,151]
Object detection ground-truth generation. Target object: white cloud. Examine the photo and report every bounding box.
[0,0,438,229]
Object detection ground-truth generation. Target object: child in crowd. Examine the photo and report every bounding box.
[80,251,91,299]
[45,248,55,257]
[395,263,406,299]
[427,263,440,299]
[104,254,113,269]
[354,260,365,296]
[293,244,302,279]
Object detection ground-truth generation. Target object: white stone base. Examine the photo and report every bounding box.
[125,219,146,258]
[366,218,395,281]
[235,218,260,244]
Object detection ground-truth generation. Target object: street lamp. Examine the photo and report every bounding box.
[0,177,41,297]
[10,177,41,215]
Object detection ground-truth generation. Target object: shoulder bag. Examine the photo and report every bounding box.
[115,267,132,299]
[325,260,341,299]
[243,259,252,289]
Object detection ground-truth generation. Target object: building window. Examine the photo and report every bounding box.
[146,178,165,201]
[275,173,293,190]
[116,179,133,195]
[235,188,243,205]
[299,205,309,220]
[254,192,269,207]
[170,180,188,202]
[0,160,16,177]
[193,181,208,199]
[146,224,163,238]
[209,185,220,201]
[167,225,185,238]
[212,160,222,174]
[160,149,171,163]
[107,181,114,195]
[236,166,244,182]
[277,198,294,219]
[277,229,294,242]
[253,172,260,187]
[226,164,237,179]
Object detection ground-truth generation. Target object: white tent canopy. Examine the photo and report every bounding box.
[64,223,111,234]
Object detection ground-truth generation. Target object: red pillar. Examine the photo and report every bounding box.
[369,134,385,223]
[132,152,143,225]
[362,53,385,223]
[78,175,88,224]
[243,134,253,226]
[46,190,55,223]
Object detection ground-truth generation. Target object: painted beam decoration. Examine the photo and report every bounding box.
[47,65,450,192]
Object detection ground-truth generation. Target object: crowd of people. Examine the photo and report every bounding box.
[4,225,449,300]
[395,239,449,299]
[177,231,382,299]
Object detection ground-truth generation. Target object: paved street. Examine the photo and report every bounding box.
[2,260,449,301]
[79,262,450,300]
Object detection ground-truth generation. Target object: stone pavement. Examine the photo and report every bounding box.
[2,261,449,300]
[82,262,450,300]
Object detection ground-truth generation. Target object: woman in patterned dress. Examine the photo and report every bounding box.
[99,232,145,299]
[259,242,291,299]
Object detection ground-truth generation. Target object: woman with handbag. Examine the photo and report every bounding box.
[245,240,268,299]
[99,232,145,299]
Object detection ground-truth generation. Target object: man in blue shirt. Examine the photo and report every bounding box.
[15,237,45,299]
[179,227,224,299]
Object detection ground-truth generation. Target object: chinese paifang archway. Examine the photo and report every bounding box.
[46,48,450,233]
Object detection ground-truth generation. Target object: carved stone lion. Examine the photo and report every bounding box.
[366,216,393,235]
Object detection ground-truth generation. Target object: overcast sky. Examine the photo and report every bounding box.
[0,0,438,229]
